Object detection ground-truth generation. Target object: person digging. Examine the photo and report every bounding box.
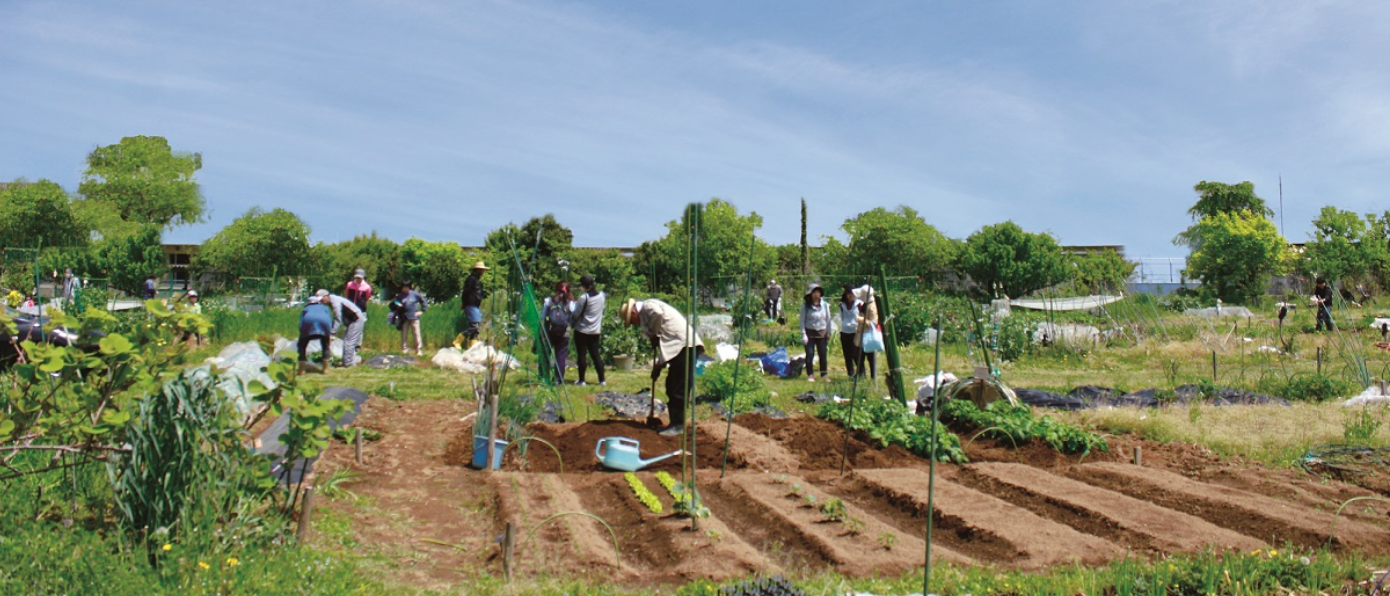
[620,298,704,437]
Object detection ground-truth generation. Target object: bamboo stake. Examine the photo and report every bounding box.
[923,316,943,596]
[296,481,317,543]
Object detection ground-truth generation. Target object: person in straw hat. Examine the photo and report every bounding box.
[620,297,704,436]
[460,261,490,346]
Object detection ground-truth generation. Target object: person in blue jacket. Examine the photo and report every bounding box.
[299,294,334,370]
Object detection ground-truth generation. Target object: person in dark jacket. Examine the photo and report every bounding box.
[143,274,158,300]
[1313,277,1335,332]
[460,262,489,346]
[298,295,334,370]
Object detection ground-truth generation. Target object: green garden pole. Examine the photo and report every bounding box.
[721,229,758,478]
[877,266,907,405]
[924,316,942,596]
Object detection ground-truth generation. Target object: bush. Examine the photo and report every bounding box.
[939,399,1109,456]
[598,311,647,365]
[699,360,770,414]
[1267,373,1355,402]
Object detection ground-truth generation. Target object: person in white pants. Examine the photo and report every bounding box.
[316,289,366,367]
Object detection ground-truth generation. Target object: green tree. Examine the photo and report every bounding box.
[193,208,312,280]
[0,179,89,249]
[485,214,574,288]
[1184,210,1287,303]
[397,238,468,300]
[97,225,166,297]
[958,221,1067,298]
[1070,249,1137,294]
[78,136,206,229]
[311,232,401,290]
[1175,181,1272,247]
[1302,207,1387,286]
[831,206,957,281]
[634,199,775,298]
[565,248,641,297]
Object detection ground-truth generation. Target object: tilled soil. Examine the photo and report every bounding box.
[316,402,1390,589]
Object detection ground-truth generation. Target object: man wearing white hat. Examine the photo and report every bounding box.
[460,261,489,346]
[620,297,704,436]
[317,289,365,367]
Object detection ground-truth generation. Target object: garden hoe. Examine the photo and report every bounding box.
[646,347,663,429]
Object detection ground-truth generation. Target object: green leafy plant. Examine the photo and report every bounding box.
[939,399,1109,456]
[818,497,846,522]
[843,517,866,536]
[698,360,770,415]
[625,472,663,515]
[876,532,897,550]
[316,469,363,502]
[654,471,708,518]
[1343,406,1384,444]
[817,398,967,463]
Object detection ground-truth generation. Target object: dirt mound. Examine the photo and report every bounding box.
[520,419,742,473]
[734,414,923,470]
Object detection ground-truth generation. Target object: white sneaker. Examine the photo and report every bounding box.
[576,381,588,386]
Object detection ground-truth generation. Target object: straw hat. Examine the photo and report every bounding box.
[471,261,490,271]
[618,298,637,324]
[804,281,823,297]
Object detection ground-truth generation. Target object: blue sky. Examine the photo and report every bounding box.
[4,1,1389,260]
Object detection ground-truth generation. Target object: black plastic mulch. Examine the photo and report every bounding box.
[515,393,566,424]
[594,390,667,419]
[710,403,788,420]
[256,386,370,484]
[1015,385,1290,410]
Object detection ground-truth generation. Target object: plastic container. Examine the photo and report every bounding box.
[471,435,509,470]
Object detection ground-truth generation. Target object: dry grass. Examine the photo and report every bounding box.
[1060,401,1390,465]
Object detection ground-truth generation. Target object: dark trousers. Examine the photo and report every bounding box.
[1316,305,1335,331]
[549,332,570,383]
[298,334,330,365]
[840,332,864,377]
[805,335,828,377]
[664,347,693,426]
[574,331,605,383]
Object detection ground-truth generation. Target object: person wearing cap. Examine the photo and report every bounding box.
[620,297,704,436]
[298,294,334,370]
[395,280,428,356]
[344,269,373,312]
[571,274,607,386]
[800,282,834,382]
[460,261,489,346]
[317,289,366,367]
[764,280,783,320]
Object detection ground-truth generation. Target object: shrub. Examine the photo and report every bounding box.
[1271,373,1355,402]
[699,360,770,415]
[939,399,1109,456]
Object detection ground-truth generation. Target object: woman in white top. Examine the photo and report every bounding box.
[800,282,833,381]
[542,281,577,384]
[838,286,865,379]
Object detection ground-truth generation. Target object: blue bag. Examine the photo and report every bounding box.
[760,347,790,377]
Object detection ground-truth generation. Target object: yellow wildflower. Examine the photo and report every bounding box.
[225,557,240,567]
[198,561,210,570]
[161,543,172,551]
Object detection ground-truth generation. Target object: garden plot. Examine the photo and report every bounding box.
[848,468,1121,568]
[957,463,1266,554]
[1067,462,1390,552]
[315,400,1390,590]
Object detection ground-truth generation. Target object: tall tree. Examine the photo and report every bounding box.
[1070,249,1137,294]
[800,198,809,275]
[397,238,468,300]
[97,225,166,297]
[832,206,957,282]
[635,199,775,297]
[1184,211,1286,303]
[958,221,1067,298]
[193,208,312,280]
[1175,181,1272,247]
[485,214,574,288]
[79,136,206,229]
[0,179,89,249]
[1302,206,1386,286]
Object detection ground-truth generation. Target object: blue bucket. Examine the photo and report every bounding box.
[472,435,509,470]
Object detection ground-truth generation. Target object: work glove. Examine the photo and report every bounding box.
[650,366,662,382]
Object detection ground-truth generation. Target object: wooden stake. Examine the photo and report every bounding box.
[1133,446,1142,466]
[296,484,317,543]
[502,521,516,581]
[354,427,364,464]
[1317,347,1323,375]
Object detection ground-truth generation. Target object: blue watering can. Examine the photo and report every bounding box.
[595,437,684,472]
